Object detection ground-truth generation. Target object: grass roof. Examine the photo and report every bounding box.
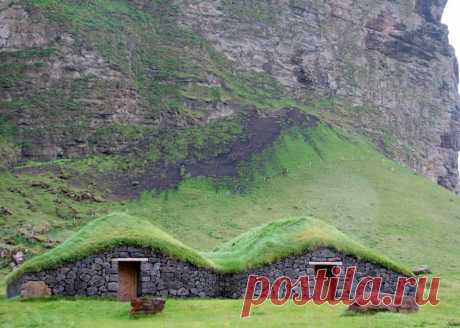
[6,213,214,284]
[206,217,412,275]
[6,214,412,284]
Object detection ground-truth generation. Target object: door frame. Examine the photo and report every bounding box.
[310,261,343,300]
[113,258,148,301]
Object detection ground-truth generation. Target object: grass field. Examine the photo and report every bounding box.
[2,126,460,327]
[1,294,460,328]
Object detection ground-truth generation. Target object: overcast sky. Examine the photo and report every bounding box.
[443,0,460,88]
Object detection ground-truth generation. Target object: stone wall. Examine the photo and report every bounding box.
[7,246,219,298]
[7,246,414,299]
[221,248,413,298]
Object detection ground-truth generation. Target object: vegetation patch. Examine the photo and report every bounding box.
[0,48,55,88]
[0,119,20,168]
[0,170,109,260]
[221,0,277,25]
[18,0,290,115]
[147,115,245,164]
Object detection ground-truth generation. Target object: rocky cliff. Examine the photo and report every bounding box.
[1,0,459,192]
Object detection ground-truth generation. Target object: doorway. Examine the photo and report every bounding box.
[314,265,335,300]
[118,261,140,301]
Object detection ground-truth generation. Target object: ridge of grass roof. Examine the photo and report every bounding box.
[6,212,214,284]
[206,217,412,275]
[6,215,412,284]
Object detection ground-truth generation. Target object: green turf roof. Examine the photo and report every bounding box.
[206,217,412,275]
[6,213,214,284]
[6,214,412,284]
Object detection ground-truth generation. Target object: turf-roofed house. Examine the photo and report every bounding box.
[6,214,414,300]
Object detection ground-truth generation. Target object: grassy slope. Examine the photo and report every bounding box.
[0,171,110,261]
[6,214,410,283]
[9,125,455,278]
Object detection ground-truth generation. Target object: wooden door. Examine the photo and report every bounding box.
[118,262,139,301]
[315,265,333,300]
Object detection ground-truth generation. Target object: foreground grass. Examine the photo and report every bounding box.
[1,293,460,328]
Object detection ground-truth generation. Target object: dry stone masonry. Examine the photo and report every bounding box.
[7,246,414,299]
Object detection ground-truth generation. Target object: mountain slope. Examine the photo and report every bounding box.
[1,0,459,191]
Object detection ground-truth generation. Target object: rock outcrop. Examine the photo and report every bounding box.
[0,2,147,161]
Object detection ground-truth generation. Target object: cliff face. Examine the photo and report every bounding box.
[180,0,460,190]
[0,2,147,160]
[0,0,459,191]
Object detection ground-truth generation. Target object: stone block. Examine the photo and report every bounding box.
[177,288,189,296]
[108,282,118,292]
[87,287,98,296]
[89,276,105,287]
[20,281,51,299]
[80,273,91,282]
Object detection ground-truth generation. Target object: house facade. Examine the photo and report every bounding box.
[7,246,414,300]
